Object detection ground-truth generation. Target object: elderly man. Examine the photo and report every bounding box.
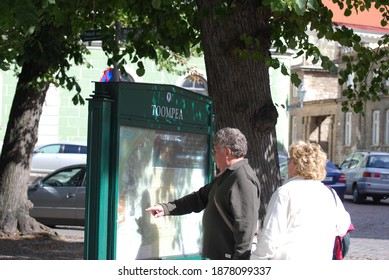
[146,127,261,260]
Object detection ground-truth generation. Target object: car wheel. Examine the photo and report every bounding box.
[352,186,364,204]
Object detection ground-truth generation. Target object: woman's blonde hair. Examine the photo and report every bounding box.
[289,141,327,180]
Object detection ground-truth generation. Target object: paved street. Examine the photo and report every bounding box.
[54,225,84,238]
[53,195,389,260]
[342,195,389,260]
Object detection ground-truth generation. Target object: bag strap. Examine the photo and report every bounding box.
[326,185,337,206]
[214,196,233,232]
[326,185,355,233]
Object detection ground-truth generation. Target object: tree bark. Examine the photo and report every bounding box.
[0,61,51,235]
[196,0,281,222]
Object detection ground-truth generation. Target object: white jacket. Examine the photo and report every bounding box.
[251,177,351,260]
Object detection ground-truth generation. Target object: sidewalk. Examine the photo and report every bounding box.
[0,233,84,260]
[342,196,389,260]
[345,237,389,260]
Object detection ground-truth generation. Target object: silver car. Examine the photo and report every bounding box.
[339,151,389,203]
[28,164,86,226]
[30,142,87,182]
[31,142,87,174]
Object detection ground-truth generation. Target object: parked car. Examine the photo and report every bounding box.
[279,156,346,200]
[321,160,347,201]
[339,151,389,204]
[30,142,87,182]
[278,153,288,183]
[28,164,86,226]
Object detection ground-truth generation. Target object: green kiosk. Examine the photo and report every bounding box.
[84,82,215,260]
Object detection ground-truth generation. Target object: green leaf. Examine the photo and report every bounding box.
[42,0,56,8]
[307,0,319,11]
[152,0,161,9]
[354,101,364,113]
[328,63,338,73]
[136,67,145,77]
[266,57,280,69]
[291,73,301,87]
[252,51,262,61]
[295,50,305,57]
[294,0,306,15]
[14,2,38,27]
[281,64,289,76]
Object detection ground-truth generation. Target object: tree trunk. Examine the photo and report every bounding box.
[196,0,281,222]
[0,61,51,236]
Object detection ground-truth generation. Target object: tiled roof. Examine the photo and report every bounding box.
[322,0,389,33]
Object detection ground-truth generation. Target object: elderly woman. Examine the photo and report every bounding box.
[251,141,351,260]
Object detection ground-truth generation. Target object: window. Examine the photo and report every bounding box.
[344,112,352,146]
[180,74,208,96]
[35,144,61,153]
[349,153,363,169]
[339,154,353,169]
[63,144,87,154]
[372,110,380,146]
[80,146,87,153]
[386,110,389,145]
[63,145,80,153]
[44,166,85,187]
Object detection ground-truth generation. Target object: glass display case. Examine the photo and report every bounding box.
[116,126,209,259]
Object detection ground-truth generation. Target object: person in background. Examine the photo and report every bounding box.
[251,141,351,260]
[146,127,261,260]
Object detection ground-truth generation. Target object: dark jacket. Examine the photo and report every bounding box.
[160,159,261,260]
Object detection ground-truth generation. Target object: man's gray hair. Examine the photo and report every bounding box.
[214,127,247,158]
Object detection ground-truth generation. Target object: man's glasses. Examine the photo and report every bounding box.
[212,146,225,154]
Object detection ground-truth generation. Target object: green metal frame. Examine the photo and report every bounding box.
[85,82,214,260]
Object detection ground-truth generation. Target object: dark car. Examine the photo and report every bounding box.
[339,151,389,203]
[28,164,86,226]
[279,156,346,200]
[322,160,347,201]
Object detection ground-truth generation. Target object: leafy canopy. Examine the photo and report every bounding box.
[0,0,202,104]
[0,0,388,112]
[265,0,389,113]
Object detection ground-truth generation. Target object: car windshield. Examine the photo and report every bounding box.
[43,167,85,187]
[366,155,389,168]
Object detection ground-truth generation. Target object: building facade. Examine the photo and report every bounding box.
[288,5,389,165]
